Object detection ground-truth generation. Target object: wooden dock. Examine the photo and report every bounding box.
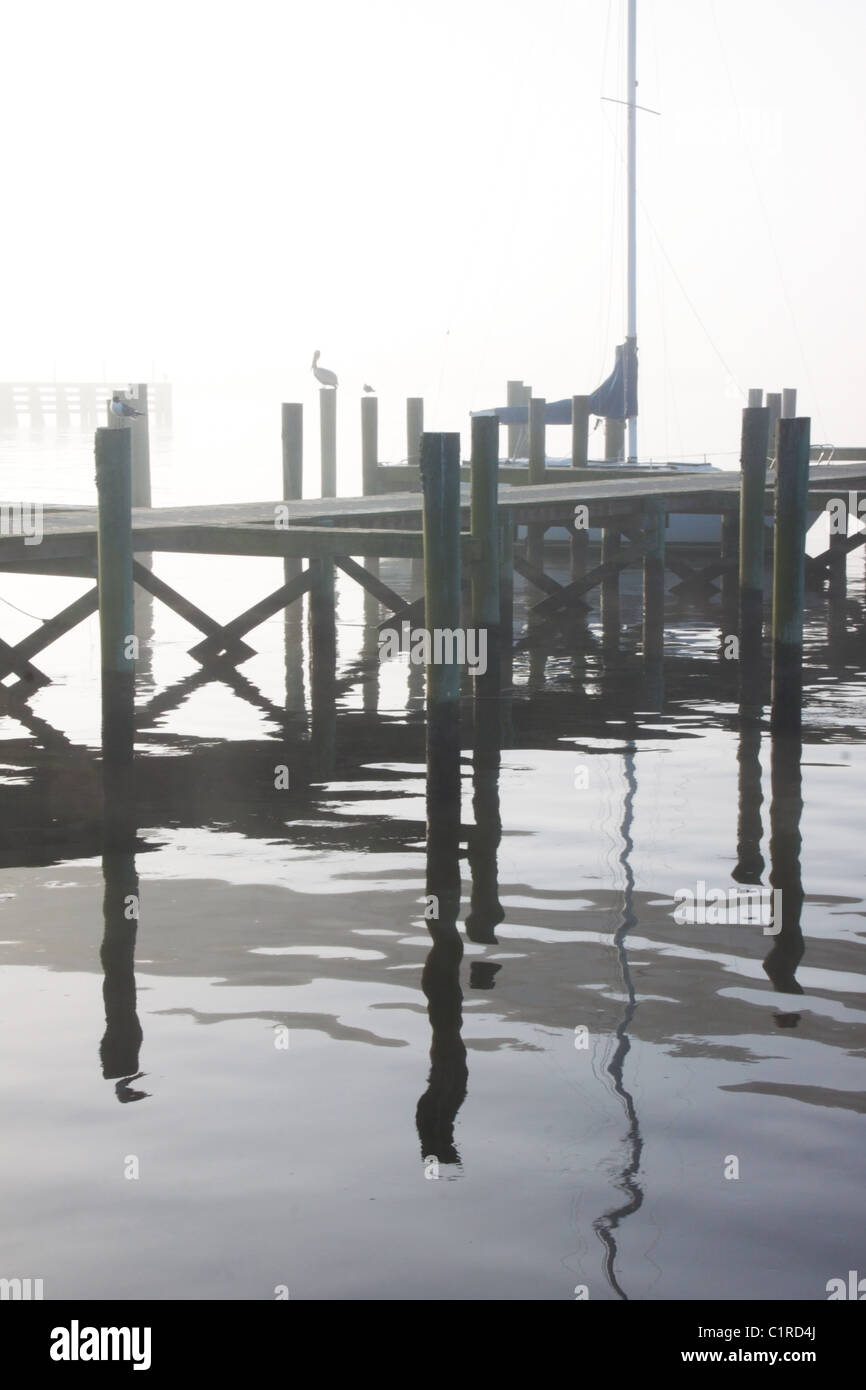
[1,399,865,756]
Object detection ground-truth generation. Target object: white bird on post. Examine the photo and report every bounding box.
[311,350,338,388]
[110,391,144,418]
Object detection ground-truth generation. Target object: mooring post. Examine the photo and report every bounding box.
[281,403,304,705]
[319,386,337,498]
[605,417,625,463]
[361,394,378,499]
[130,384,151,508]
[747,388,764,408]
[281,402,303,504]
[527,396,546,570]
[506,380,530,460]
[771,417,811,734]
[738,405,771,662]
[781,388,798,419]
[571,394,589,470]
[407,397,424,468]
[765,393,781,467]
[95,427,135,764]
[470,414,500,633]
[643,496,666,664]
[421,433,462,793]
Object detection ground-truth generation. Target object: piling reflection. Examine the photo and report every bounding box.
[593,739,645,1300]
[100,764,147,1102]
[416,702,466,1170]
[764,731,805,1001]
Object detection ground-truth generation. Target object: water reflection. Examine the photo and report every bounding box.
[100,765,148,1101]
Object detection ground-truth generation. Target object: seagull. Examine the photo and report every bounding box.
[311,350,338,388]
[363,383,376,395]
[110,391,144,418]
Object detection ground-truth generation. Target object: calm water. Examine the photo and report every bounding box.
[0,396,864,1300]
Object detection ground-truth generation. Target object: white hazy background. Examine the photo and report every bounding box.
[2,0,865,488]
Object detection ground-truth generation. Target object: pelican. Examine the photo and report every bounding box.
[311,351,338,388]
[363,383,376,395]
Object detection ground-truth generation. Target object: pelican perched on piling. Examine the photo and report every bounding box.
[311,351,338,388]
[363,383,376,395]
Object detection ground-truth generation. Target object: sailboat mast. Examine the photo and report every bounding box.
[626,0,638,462]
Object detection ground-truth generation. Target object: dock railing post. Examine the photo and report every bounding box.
[771,416,811,734]
[421,433,462,792]
[527,396,546,569]
[95,427,135,765]
[738,405,770,662]
[319,386,337,498]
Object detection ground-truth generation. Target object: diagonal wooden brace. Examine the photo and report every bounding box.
[334,556,407,612]
[529,539,648,618]
[188,568,313,663]
[132,562,255,661]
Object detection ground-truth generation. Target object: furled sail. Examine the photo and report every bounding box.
[472,341,637,424]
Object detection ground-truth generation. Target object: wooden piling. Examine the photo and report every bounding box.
[470,415,500,632]
[527,396,546,569]
[771,417,811,734]
[499,511,514,653]
[605,417,625,463]
[307,556,336,775]
[571,395,590,469]
[281,403,303,503]
[319,387,337,498]
[781,388,797,419]
[407,397,424,468]
[95,427,135,764]
[361,395,378,499]
[506,380,531,460]
[130,384,151,509]
[747,388,764,408]
[421,433,461,698]
[738,406,770,654]
[765,393,781,466]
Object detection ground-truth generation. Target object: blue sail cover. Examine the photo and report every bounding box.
[472,341,637,424]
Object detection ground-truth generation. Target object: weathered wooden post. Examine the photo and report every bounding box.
[407,397,424,468]
[738,405,770,661]
[130,384,151,509]
[605,417,625,462]
[765,392,782,466]
[281,403,305,707]
[282,402,303,504]
[95,427,135,764]
[748,388,764,407]
[643,497,665,664]
[527,396,546,569]
[571,395,589,470]
[361,394,378,499]
[499,510,514,665]
[506,380,530,460]
[319,386,337,497]
[470,414,500,634]
[421,433,462,788]
[771,417,811,734]
[781,388,797,419]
